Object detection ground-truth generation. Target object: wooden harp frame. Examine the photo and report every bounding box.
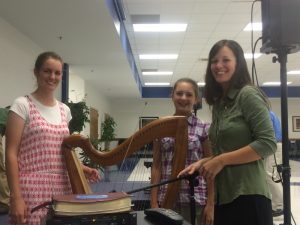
[62,116,188,209]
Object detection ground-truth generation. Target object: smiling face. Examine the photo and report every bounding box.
[172,81,197,116]
[34,57,63,93]
[210,46,237,91]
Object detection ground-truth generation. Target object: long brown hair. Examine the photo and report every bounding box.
[204,40,252,105]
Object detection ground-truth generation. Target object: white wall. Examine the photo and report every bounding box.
[69,74,86,103]
[68,74,111,137]
[110,98,212,138]
[0,17,44,106]
[84,81,111,136]
[111,97,300,140]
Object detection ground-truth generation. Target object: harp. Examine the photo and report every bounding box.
[62,116,188,209]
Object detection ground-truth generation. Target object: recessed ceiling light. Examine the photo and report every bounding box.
[287,70,300,75]
[262,82,292,86]
[243,22,262,31]
[142,71,173,76]
[139,54,178,60]
[144,82,170,86]
[197,82,205,86]
[133,24,187,32]
[244,53,262,59]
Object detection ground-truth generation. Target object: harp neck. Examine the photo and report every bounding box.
[62,116,188,209]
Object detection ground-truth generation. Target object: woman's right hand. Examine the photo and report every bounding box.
[10,196,28,224]
[177,157,211,178]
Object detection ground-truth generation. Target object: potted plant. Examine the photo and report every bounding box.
[98,115,117,181]
[99,115,116,151]
[67,101,90,134]
[78,137,103,170]
[0,107,9,136]
[66,101,98,169]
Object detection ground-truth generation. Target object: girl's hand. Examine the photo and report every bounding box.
[83,166,101,182]
[10,196,28,224]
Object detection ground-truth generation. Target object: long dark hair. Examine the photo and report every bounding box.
[204,40,252,105]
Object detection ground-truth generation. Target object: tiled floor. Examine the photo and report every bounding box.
[1,159,299,225]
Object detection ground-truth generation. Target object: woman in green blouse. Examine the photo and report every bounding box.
[179,40,276,225]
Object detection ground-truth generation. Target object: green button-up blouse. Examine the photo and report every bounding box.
[209,85,277,205]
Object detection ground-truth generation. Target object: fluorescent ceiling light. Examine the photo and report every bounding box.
[133,24,187,32]
[144,82,170,86]
[287,70,300,75]
[262,82,292,86]
[142,71,173,76]
[139,54,178,60]
[244,53,262,59]
[197,82,205,86]
[243,22,262,31]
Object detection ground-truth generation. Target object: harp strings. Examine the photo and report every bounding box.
[110,101,151,210]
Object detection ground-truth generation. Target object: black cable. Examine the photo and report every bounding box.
[31,201,52,213]
[252,36,262,86]
[250,0,259,83]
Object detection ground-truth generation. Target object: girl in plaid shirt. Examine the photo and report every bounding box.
[151,78,214,225]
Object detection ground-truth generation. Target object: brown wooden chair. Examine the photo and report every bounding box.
[62,116,188,209]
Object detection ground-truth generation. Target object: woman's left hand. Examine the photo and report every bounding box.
[200,156,224,181]
[202,202,214,225]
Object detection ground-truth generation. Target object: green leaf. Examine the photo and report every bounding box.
[100,116,116,142]
[66,101,90,134]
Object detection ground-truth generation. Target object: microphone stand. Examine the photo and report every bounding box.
[274,47,292,225]
[127,173,198,225]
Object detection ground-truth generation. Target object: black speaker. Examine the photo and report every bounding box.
[261,0,300,54]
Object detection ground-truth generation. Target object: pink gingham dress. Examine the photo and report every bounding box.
[16,96,72,225]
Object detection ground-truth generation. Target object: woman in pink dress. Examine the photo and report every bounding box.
[5,52,100,225]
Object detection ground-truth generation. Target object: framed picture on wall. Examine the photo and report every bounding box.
[292,116,300,132]
[139,117,158,129]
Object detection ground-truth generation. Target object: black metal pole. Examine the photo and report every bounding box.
[276,48,292,225]
[188,176,196,225]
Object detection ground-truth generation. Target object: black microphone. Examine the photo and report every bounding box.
[178,170,199,180]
